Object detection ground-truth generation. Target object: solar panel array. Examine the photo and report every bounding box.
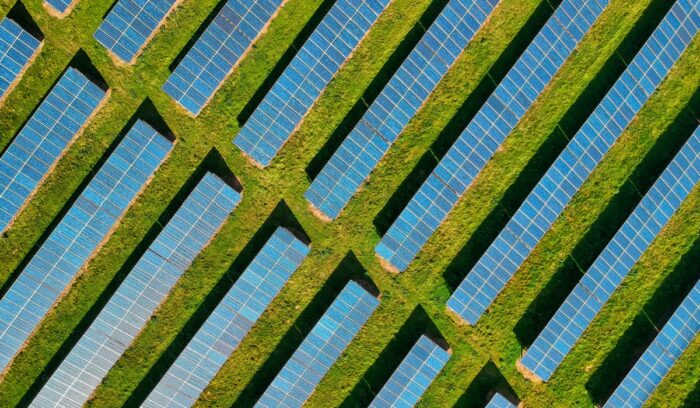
[233,0,392,167]
[44,0,77,16]
[446,0,700,326]
[0,67,106,234]
[485,392,517,408]
[0,119,171,375]
[144,227,310,408]
[255,280,380,407]
[163,0,284,116]
[30,172,240,408]
[0,17,41,103]
[369,334,450,408]
[94,0,179,64]
[303,0,499,220]
[374,0,610,272]
[520,123,700,382]
[604,279,700,408]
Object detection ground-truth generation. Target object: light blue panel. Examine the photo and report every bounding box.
[447,0,700,325]
[94,0,178,63]
[0,17,41,100]
[485,392,517,408]
[144,227,310,408]
[369,335,450,408]
[233,0,392,167]
[375,0,610,272]
[521,123,700,381]
[604,280,700,408]
[44,0,77,15]
[30,172,240,408]
[0,120,170,375]
[0,67,106,233]
[255,280,380,407]
[304,0,499,220]
[163,0,284,115]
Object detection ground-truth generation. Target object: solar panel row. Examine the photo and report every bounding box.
[0,119,171,375]
[520,123,700,382]
[485,392,517,408]
[163,0,284,116]
[30,172,240,408]
[0,67,107,234]
[446,0,700,325]
[144,226,310,408]
[0,17,41,103]
[375,0,611,272]
[255,280,380,408]
[604,279,700,408]
[44,0,78,17]
[233,0,392,167]
[94,0,180,64]
[369,334,450,408]
[304,0,499,220]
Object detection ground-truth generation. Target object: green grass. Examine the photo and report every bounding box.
[0,0,698,407]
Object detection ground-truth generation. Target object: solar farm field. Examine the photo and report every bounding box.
[0,0,698,407]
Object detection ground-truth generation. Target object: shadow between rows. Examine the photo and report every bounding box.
[304,0,449,180]
[453,360,518,408]
[372,0,560,235]
[441,0,677,292]
[231,251,377,407]
[17,147,237,407]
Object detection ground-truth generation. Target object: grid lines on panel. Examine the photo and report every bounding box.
[255,280,380,408]
[30,172,240,408]
[0,67,106,233]
[163,0,284,116]
[0,120,171,376]
[44,0,77,16]
[94,0,179,64]
[304,0,499,220]
[233,0,392,167]
[0,17,41,101]
[447,0,700,325]
[368,335,450,408]
[144,227,310,408]
[604,280,700,408]
[485,392,517,408]
[374,0,611,272]
[520,124,700,382]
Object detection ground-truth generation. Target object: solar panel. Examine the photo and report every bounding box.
[485,392,517,408]
[93,0,180,64]
[0,67,107,234]
[44,0,78,17]
[233,0,392,167]
[368,334,450,408]
[446,0,700,325]
[374,0,610,272]
[30,172,240,408]
[303,0,499,220]
[0,17,41,103]
[604,279,700,408]
[144,227,310,408]
[163,0,285,116]
[520,123,700,382]
[255,280,380,407]
[0,119,171,375]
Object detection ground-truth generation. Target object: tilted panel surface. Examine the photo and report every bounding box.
[0,17,41,101]
[485,392,517,408]
[44,0,77,16]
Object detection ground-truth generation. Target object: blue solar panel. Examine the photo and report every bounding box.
[369,335,450,408]
[30,172,240,408]
[0,17,41,102]
[44,0,78,17]
[163,0,284,116]
[447,0,700,325]
[374,0,610,272]
[255,280,380,407]
[520,123,700,382]
[485,392,517,408]
[0,67,107,234]
[233,0,392,167]
[0,120,171,376]
[144,227,310,408]
[94,0,180,64]
[304,0,499,220]
[604,279,700,408]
